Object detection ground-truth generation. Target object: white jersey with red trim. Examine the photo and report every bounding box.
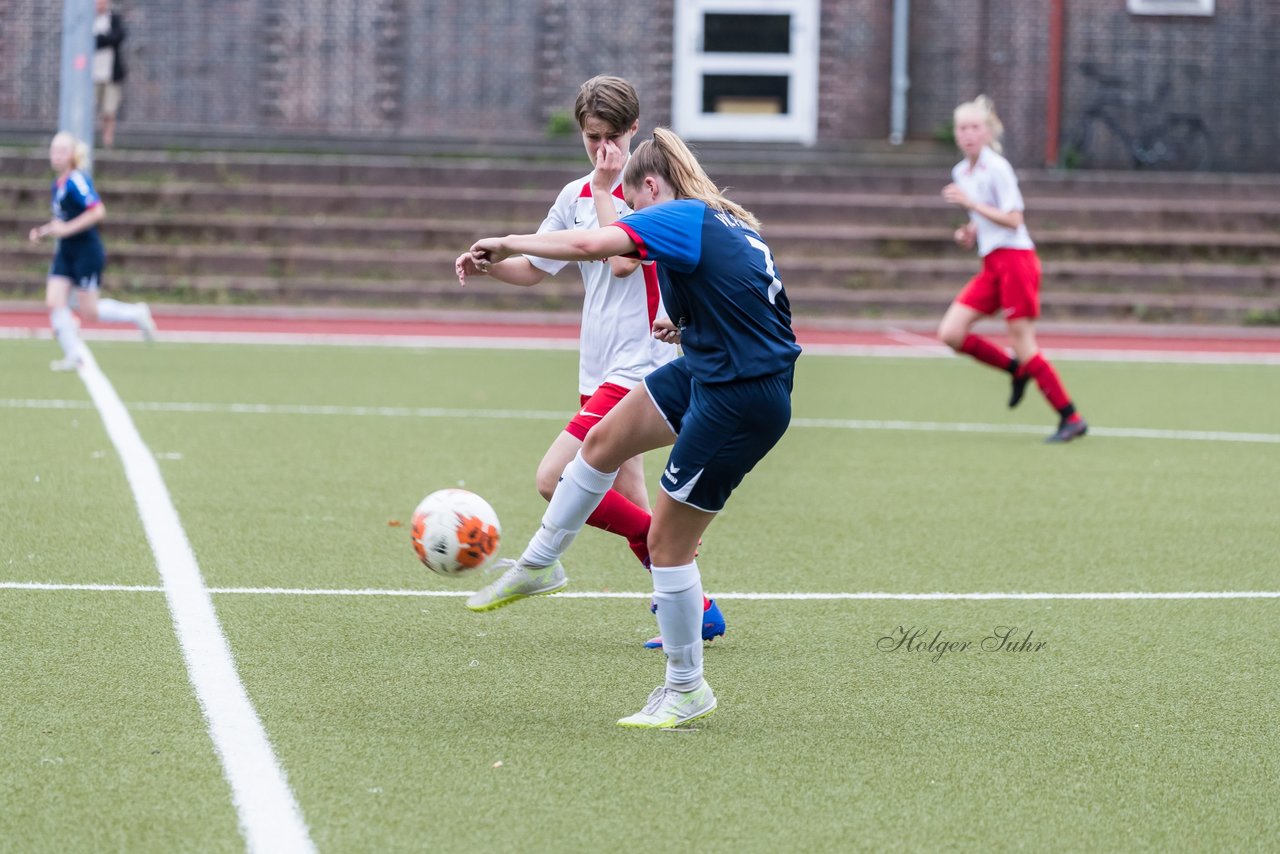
[525,172,673,395]
[952,146,1036,257]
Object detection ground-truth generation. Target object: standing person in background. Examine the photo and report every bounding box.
[29,132,155,372]
[938,95,1088,443]
[93,0,127,149]
[453,76,727,647]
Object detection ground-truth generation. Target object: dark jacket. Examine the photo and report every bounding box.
[95,11,127,83]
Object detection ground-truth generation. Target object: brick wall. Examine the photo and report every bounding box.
[536,0,675,136]
[1059,0,1278,170]
[2,0,1275,171]
[816,0,892,141]
[906,0,1053,169]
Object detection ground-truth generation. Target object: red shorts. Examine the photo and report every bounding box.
[956,248,1041,320]
[565,382,631,441]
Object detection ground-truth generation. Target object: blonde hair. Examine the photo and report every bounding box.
[573,75,640,132]
[954,94,1004,154]
[624,127,761,231]
[51,131,90,170]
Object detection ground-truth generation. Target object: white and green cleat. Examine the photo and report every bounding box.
[465,559,568,612]
[617,681,717,729]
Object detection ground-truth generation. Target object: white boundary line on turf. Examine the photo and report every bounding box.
[73,347,315,854]
[4,326,1279,364]
[4,581,1279,600]
[5,397,1279,444]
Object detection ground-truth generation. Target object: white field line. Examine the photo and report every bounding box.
[3,581,1279,600]
[73,348,315,854]
[4,325,1279,364]
[5,397,1279,444]
[0,326,580,352]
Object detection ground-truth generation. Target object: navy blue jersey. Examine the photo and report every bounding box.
[51,170,104,252]
[614,199,800,383]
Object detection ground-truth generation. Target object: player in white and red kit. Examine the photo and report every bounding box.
[938,95,1087,443]
[454,76,726,644]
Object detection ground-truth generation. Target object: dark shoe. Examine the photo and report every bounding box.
[1045,417,1088,443]
[1008,373,1030,408]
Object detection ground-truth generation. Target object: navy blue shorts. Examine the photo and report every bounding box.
[50,243,105,290]
[643,357,794,513]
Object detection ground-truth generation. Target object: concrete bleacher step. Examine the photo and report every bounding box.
[3,146,1277,325]
[3,212,1277,265]
[3,240,1278,295]
[6,180,1280,235]
[4,148,1280,201]
[0,269,1270,324]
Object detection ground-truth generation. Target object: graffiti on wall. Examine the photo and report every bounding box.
[1061,61,1211,171]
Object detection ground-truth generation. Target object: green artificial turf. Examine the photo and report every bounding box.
[2,337,1277,852]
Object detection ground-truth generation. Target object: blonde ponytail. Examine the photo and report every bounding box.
[624,127,762,232]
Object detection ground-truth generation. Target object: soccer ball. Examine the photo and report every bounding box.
[410,489,502,577]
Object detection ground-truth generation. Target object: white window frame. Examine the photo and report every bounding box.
[673,0,820,144]
[1127,0,1214,15]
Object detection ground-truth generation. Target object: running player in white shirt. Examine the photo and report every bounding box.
[454,76,727,643]
[938,95,1087,443]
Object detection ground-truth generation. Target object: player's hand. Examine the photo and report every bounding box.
[652,317,681,345]
[953,224,976,249]
[28,226,43,243]
[591,140,626,193]
[942,183,972,209]
[467,238,512,270]
[455,251,487,286]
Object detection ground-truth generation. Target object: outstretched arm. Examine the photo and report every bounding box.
[454,252,547,288]
[469,225,637,269]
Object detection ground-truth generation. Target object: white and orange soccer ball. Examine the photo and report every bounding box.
[410,489,502,577]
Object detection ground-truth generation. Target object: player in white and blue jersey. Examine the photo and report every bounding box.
[28,132,154,371]
[459,128,800,729]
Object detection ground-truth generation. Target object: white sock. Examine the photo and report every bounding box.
[651,562,704,692]
[96,298,143,324]
[50,307,84,361]
[520,450,617,567]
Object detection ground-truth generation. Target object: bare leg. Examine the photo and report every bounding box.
[937,301,985,351]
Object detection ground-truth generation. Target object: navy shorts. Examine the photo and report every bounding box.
[643,357,794,513]
[50,244,105,291]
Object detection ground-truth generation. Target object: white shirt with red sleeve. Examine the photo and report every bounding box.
[525,171,673,395]
[952,146,1036,257]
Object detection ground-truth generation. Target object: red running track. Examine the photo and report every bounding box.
[2,308,1279,356]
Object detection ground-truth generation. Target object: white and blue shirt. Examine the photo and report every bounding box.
[613,199,800,384]
[51,169,103,252]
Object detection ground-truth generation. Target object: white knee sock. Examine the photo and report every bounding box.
[651,562,704,692]
[50,307,84,361]
[96,298,143,324]
[520,450,617,567]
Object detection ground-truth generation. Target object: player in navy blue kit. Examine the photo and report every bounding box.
[28,132,154,371]
[461,128,800,728]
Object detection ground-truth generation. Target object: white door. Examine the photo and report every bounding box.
[673,0,820,144]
